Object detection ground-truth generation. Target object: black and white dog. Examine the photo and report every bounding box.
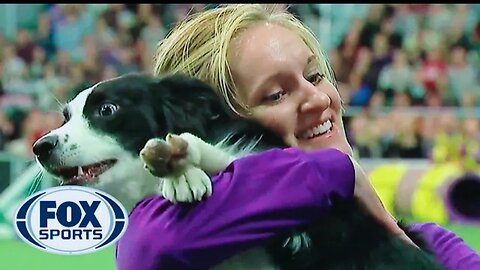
[32,73,443,270]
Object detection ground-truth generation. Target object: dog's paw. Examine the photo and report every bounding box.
[140,133,190,177]
[140,133,210,203]
[160,165,212,203]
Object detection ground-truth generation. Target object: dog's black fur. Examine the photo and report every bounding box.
[82,73,284,158]
[82,73,444,269]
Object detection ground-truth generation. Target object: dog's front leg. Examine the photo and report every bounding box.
[140,133,234,203]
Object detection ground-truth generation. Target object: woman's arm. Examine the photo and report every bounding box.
[117,146,480,270]
[115,147,356,270]
[407,223,480,270]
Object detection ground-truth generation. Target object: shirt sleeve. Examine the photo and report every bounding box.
[115,147,355,270]
[407,222,480,270]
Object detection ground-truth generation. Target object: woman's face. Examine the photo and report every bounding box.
[229,23,352,155]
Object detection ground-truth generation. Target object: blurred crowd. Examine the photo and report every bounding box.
[0,4,479,161]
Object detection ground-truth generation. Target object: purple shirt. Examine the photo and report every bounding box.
[115,148,480,270]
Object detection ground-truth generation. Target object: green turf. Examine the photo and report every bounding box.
[0,225,478,269]
[443,223,480,252]
[0,240,116,270]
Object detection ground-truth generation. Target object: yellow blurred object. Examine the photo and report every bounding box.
[367,161,471,225]
[369,164,407,215]
[460,138,480,172]
[410,163,460,224]
[431,132,463,164]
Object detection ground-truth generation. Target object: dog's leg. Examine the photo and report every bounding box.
[140,133,234,203]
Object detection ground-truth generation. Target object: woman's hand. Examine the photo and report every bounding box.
[349,156,419,248]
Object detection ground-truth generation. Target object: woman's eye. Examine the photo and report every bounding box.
[306,73,325,85]
[262,90,286,103]
[98,103,119,117]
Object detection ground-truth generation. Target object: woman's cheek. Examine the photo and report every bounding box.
[253,107,289,136]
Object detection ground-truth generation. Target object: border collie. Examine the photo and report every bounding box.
[32,73,443,270]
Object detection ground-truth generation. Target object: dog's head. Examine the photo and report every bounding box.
[32,73,229,197]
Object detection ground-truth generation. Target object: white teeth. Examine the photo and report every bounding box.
[301,120,332,139]
[78,166,84,176]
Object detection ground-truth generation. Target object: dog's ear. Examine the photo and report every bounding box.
[148,74,233,138]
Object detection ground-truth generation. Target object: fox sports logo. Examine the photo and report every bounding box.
[14,186,128,255]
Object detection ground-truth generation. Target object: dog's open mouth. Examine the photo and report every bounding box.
[53,159,117,185]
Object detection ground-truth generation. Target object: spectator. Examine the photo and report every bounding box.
[34,63,68,111]
[138,14,167,70]
[425,4,452,35]
[459,117,480,171]
[333,24,362,84]
[0,4,478,160]
[349,109,390,158]
[363,33,392,92]
[1,43,27,93]
[430,111,463,163]
[387,105,425,158]
[50,5,94,62]
[0,110,15,150]
[92,16,116,50]
[348,70,373,107]
[378,11,403,49]
[417,46,448,106]
[14,29,36,65]
[29,46,47,80]
[102,65,119,81]
[378,49,415,105]
[53,49,72,78]
[116,47,140,75]
[139,14,166,56]
[33,12,56,60]
[447,45,479,106]
[359,4,384,48]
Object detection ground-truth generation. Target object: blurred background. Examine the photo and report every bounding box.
[0,3,478,269]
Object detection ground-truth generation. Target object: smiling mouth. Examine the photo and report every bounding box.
[51,159,117,185]
[298,119,333,140]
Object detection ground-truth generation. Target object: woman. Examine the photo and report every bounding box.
[116,4,480,269]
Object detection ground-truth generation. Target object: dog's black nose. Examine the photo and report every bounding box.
[33,135,59,160]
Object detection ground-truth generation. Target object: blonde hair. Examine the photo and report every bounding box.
[154,4,336,116]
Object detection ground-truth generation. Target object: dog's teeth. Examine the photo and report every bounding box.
[78,166,84,176]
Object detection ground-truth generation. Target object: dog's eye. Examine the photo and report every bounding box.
[98,103,119,117]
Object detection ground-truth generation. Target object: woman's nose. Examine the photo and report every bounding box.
[299,85,331,113]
